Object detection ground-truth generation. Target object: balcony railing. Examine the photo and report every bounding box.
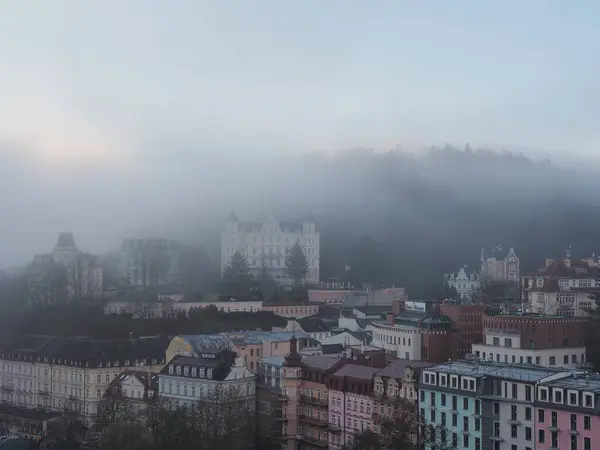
[300,395,328,406]
[299,415,329,428]
[297,435,328,448]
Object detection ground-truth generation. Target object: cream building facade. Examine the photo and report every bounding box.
[0,335,168,425]
[221,214,320,284]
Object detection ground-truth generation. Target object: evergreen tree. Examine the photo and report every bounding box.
[285,242,308,284]
[223,251,251,282]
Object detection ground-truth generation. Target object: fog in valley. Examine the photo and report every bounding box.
[1,1,600,297]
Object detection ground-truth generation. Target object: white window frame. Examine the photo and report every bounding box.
[450,375,459,389]
[567,389,579,406]
[583,392,595,409]
[439,374,448,387]
[552,388,564,404]
[538,387,549,402]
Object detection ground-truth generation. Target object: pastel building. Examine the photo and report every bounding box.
[535,374,600,450]
[327,364,380,449]
[419,360,576,450]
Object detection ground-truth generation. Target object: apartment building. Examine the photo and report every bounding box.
[327,364,380,449]
[158,350,255,409]
[419,359,576,450]
[522,257,600,317]
[120,237,181,287]
[535,374,600,450]
[372,302,484,362]
[222,214,320,284]
[278,317,332,343]
[0,334,168,426]
[472,312,587,368]
[262,304,319,319]
[103,370,158,417]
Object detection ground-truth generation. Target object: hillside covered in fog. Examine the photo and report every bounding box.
[269,146,600,298]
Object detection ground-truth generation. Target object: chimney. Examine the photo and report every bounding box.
[386,313,395,326]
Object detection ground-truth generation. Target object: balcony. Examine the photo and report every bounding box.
[299,415,329,428]
[38,390,50,396]
[300,395,328,407]
[1,386,13,392]
[328,423,341,432]
[298,435,328,448]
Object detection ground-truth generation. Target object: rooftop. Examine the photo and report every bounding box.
[377,359,435,379]
[332,364,380,381]
[261,356,286,367]
[302,355,342,372]
[428,360,571,382]
[544,374,600,394]
[296,317,330,333]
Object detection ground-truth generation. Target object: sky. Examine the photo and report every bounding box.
[0,0,599,265]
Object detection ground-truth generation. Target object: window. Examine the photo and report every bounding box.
[551,411,558,428]
[525,407,532,421]
[584,394,594,408]
[511,405,517,421]
[549,356,556,366]
[525,426,532,441]
[585,437,591,450]
[584,415,591,430]
[474,418,480,431]
[539,388,548,401]
[525,385,532,401]
[207,369,213,379]
[551,431,558,448]
[538,429,545,443]
[452,396,457,410]
[569,391,578,406]
[554,389,563,403]
[463,398,468,410]
[463,435,469,448]
[512,383,517,399]
[493,402,500,415]
[441,393,446,406]
[452,414,457,427]
[463,416,469,432]
[511,424,517,439]
[571,414,577,430]
[493,422,500,437]
[538,409,545,423]
[564,355,569,365]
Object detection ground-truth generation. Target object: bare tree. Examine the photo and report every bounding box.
[97,385,135,430]
[99,423,155,450]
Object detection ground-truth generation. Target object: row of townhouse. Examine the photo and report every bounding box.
[257,337,436,450]
[419,359,600,450]
[0,334,169,433]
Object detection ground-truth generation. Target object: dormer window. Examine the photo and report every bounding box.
[539,387,549,402]
[584,393,594,408]
[168,365,174,375]
[439,374,447,387]
[536,277,544,288]
[553,389,563,404]
[191,368,197,377]
[568,390,579,406]
[176,366,182,376]
[183,367,189,376]
[199,369,205,378]
[207,369,213,379]
[450,375,458,388]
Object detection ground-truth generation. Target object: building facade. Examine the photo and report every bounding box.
[472,313,587,368]
[263,304,319,319]
[522,257,599,317]
[480,247,520,284]
[0,335,168,426]
[120,237,181,287]
[157,350,255,409]
[535,374,600,450]
[222,214,320,285]
[445,267,481,300]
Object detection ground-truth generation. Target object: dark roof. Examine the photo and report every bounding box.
[376,358,435,379]
[537,260,600,279]
[332,364,380,380]
[0,439,36,450]
[55,232,76,248]
[355,319,372,329]
[321,344,344,355]
[0,334,170,367]
[0,404,61,422]
[347,330,372,344]
[353,306,393,315]
[302,355,343,372]
[297,317,330,333]
[160,352,237,382]
[315,307,341,320]
[105,370,159,402]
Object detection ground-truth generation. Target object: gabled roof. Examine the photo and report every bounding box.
[332,364,380,381]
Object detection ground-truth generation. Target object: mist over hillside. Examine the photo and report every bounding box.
[224,145,600,298]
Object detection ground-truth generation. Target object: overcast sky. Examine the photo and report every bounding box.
[0,1,599,265]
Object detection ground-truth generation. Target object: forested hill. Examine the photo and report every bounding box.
[285,146,600,298]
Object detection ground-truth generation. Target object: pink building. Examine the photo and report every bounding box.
[327,364,380,449]
[536,375,600,450]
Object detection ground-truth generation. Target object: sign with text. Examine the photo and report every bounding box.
[405,301,426,313]
[201,353,216,359]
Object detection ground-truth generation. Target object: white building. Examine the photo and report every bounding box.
[103,370,158,417]
[158,350,255,410]
[0,335,168,426]
[522,257,599,316]
[371,321,422,360]
[445,267,480,300]
[221,214,319,285]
